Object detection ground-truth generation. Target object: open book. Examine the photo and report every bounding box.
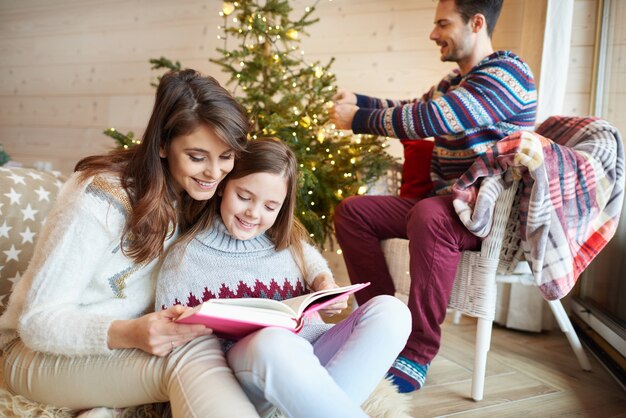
[175,282,370,340]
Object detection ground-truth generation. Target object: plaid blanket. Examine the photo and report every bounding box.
[452,116,625,300]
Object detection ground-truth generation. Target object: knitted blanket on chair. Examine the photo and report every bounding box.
[451,116,625,300]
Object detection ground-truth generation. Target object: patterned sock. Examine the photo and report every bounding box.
[385,356,430,393]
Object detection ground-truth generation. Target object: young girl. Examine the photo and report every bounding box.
[0,69,260,417]
[156,137,412,418]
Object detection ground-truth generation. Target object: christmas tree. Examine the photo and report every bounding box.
[107,0,396,247]
[0,144,10,166]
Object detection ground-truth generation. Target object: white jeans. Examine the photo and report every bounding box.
[227,295,411,418]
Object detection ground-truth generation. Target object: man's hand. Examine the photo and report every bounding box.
[329,102,358,131]
[333,89,357,105]
[329,88,358,130]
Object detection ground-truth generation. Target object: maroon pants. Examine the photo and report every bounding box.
[334,194,481,364]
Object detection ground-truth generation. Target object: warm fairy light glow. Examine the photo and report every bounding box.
[222,1,235,16]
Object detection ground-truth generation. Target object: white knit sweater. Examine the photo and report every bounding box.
[0,173,177,356]
[155,218,332,311]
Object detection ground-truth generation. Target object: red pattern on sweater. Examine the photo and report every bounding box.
[173,278,307,308]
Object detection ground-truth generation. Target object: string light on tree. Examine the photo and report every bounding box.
[222,2,236,16]
[103,128,141,149]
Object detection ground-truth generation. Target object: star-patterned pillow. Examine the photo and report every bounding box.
[0,166,65,314]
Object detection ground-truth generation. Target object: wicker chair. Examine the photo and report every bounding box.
[381,179,592,401]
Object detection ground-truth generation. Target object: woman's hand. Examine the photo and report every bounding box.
[108,305,213,356]
[311,273,348,317]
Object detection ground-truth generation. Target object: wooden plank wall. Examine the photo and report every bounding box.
[564,0,597,116]
[603,0,625,133]
[0,0,597,174]
[0,0,227,172]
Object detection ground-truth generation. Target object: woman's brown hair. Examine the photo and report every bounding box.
[75,69,250,264]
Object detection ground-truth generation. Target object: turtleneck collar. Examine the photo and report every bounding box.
[194,217,276,254]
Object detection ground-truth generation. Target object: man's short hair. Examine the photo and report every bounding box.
[453,0,504,37]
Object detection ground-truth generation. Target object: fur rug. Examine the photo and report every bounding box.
[0,377,412,417]
[361,377,413,418]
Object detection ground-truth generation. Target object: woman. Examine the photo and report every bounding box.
[156,138,412,417]
[0,69,260,417]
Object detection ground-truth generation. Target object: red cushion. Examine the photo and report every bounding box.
[399,140,434,199]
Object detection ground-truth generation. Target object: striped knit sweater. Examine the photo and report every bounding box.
[352,51,537,194]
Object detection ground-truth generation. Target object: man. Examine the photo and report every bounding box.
[330,0,536,393]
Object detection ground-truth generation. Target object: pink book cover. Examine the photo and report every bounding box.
[175,282,370,340]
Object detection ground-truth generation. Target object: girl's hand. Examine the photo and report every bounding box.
[311,273,348,317]
[108,305,213,356]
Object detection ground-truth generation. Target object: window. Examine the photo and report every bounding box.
[572,0,626,387]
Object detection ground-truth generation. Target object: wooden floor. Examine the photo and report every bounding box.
[405,312,626,417]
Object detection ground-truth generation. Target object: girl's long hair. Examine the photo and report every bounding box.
[75,69,250,264]
[209,137,310,276]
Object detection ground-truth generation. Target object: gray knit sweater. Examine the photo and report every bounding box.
[155,218,332,311]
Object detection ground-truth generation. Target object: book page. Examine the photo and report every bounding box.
[280,282,370,317]
[207,297,296,317]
